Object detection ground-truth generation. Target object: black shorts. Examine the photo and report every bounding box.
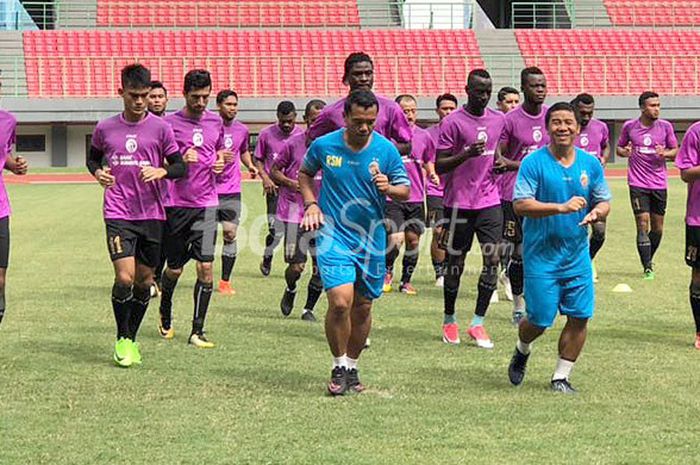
[283,222,316,264]
[686,224,700,268]
[164,207,218,268]
[217,193,242,225]
[441,205,503,254]
[426,195,446,229]
[502,200,523,244]
[0,216,10,268]
[385,201,426,235]
[105,219,163,268]
[630,186,667,216]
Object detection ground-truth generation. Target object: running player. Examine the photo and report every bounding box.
[383,94,438,295]
[496,67,549,326]
[270,99,326,321]
[426,93,458,288]
[571,93,610,281]
[158,69,225,348]
[616,91,678,280]
[508,102,611,394]
[676,120,700,349]
[147,81,168,117]
[435,69,506,348]
[215,89,258,295]
[86,64,185,366]
[496,86,520,114]
[307,52,412,155]
[299,90,409,395]
[0,76,28,326]
[255,101,303,277]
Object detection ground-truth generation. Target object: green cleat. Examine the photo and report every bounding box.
[644,269,655,281]
[113,338,133,367]
[130,341,142,365]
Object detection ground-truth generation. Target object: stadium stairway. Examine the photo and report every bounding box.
[571,0,612,28]
[357,0,402,28]
[474,29,525,90]
[0,32,27,97]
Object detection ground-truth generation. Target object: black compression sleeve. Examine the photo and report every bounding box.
[86,146,104,176]
[164,152,186,179]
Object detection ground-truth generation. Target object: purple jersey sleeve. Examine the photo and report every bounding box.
[677,127,699,171]
[254,132,267,161]
[666,122,679,149]
[307,107,337,141]
[423,131,436,164]
[601,123,610,152]
[240,128,250,154]
[161,124,180,157]
[7,125,15,154]
[437,117,457,153]
[617,121,631,148]
[388,103,413,144]
[91,125,105,151]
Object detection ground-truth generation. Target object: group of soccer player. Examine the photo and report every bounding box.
[2,50,700,396]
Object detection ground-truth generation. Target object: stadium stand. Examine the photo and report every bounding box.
[603,0,700,27]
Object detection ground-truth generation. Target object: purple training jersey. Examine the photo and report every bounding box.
[307,94,412,144]
[0,110,16,219]
[165,109,224,209]
[216,120,250,195]
[390,125,435,203]
[618,118,678,190]
[498,104,550,202]
[91,112,179,221]
[426,124,444,197]
[438,107,505,210]
[254,123,303,175]
[273,132,321,224]
[676,121,700,226]
[575,118,609,164]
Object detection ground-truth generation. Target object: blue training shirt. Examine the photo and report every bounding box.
[513,146,612,278]
[302,129,410,258]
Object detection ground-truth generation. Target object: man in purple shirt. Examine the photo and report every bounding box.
[86,64,185,367]
[383,94,438,295]
[158,69,225,349]
[616,91,678,280]
[436,69,506,348]
[307,52,413,156]
[426,93,458,288]
[255,101,304,277]
[215,89,258,296]
[0,79,28,327]
[270,99,326,321]
[496,66,549,326]
[676,121,700,350]
[572,93,610,282]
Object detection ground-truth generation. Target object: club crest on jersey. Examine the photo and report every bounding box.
[368,159,380,175]
[532,128,543,143]
[580,170,589,188]
[192,130,204,147]
[643,135,652,146]
[224,135,234,149]
[477,131,488,143]
[125,136,138,154]
[580,135,589,147]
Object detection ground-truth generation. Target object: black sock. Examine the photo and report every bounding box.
[432,258,443,279]
[649,231,662,261]
[400,252,418,284]
[443,258,463,316]
[0,291,6,325]
[475,272,498,317]
[589,231,605,260]
[305,271,323,311]
[285,265,301,291]
[637,232,652,269]
[444,285,458,316]
[192,280,213,335]
[128,285,150,341]
[112,283,133,339]
[159,272,178,329]
[386,247,399,275]
[508,257,524,296]
[221,241,237,281]
[691,285,700,333]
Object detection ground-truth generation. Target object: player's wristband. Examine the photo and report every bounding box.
[304,201,318,211]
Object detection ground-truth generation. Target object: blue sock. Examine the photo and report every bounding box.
[470,315,485,327]
[443,313,456,324]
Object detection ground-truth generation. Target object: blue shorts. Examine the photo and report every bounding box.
[524,274,594,328]
[316,246,384,300]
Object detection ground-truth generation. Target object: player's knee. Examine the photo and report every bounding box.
[291,263,305,275]
[223,240,237,257]
[223,230,237,244]
[637,230,650,243]
[592,221,606,239]
[166,267,183,280]
[115,271,134,287]
[196,262,214,283]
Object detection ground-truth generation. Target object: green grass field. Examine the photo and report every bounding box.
[1,178,697,464]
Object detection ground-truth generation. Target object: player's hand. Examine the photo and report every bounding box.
[96,168,115,188]
[655,144,666,157]
[493,156,509,174]
[262,176,278,195]
[247,165,259,178]
[302,203,324,231]
[428,172,440,186]
[140,166,167,183]
[561,196,587,213]
[290,180,301,192]
[619,142,633,157]
[579,209,599,226]
[464,140,486,158]
[218,149,234,163]
[373,173,391,194]
[184,148,199,164]
[12,156,28,175]
[212,156,225,175]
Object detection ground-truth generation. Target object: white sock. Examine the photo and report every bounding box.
[516,339,531,355]
[552,358,575,381]
[302,308,312,314]
[513,294,525,312]
[346,356,358,371]
[332,354,347,369]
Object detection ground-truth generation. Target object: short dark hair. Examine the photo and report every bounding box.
[395,94,416,105]
[571,93,594,106]
[304,99,326,117]
[277,100,296,115]
[521,66,545,87]
[343,90,379,115]
[639,91,659,107]
[216,89,238,105]
[183,69,212,94]
[497,86,519,102]
[436,93,458,108]
[545,101,580,126]
[150,80,167,96]
[121,64,151,90]
[343,52,373,81]
[468,69,491,86]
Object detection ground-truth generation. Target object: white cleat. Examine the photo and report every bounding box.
[435,276,445,288]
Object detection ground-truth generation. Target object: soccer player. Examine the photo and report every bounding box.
[307,52,412,155]
[383,94,438,295]
[255,101,303,277]
[270,99,326,321]
[496,67,549,325]
[507,102,611,394]
[572,93,610,281]
[616,91,678,280]
[215,89,258,295]
[435,69,506,348]
[158,69,225,348]
[299,90,409,396]
[86,64,185,366]
[147,81,168,117]
[676,121,700,349]
[496,86,520,114]
[0,77,28,326]
[426,93,458,288]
